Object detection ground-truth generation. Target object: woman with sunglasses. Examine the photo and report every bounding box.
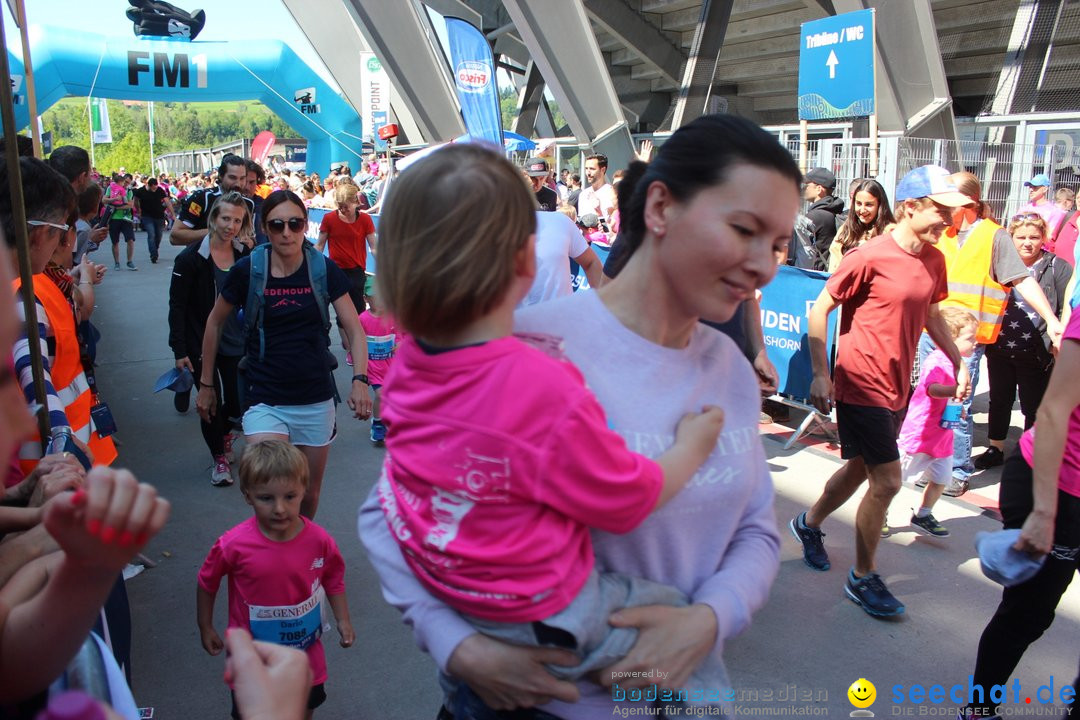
[196,191,372,518]
[974,214,1072,470]
[918,172,1064,497]
[169,191,252,487]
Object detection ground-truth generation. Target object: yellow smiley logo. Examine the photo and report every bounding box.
[848,678,876,709]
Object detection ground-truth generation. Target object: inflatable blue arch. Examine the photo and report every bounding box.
[7,25,366,173]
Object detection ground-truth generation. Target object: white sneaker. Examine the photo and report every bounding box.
[211,456,233,486]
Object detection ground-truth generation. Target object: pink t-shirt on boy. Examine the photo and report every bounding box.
[897,348,954,458]
[377,334,664,623]
[197,516,346,685]
[1020,309,1080,498]
[359,310,401,386]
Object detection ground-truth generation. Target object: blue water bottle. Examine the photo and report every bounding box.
[940,399,964,430]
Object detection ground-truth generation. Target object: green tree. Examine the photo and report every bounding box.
[98,131,151,175]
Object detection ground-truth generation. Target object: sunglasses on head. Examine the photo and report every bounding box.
[266,217,306,234]
[1010,213,1044,224]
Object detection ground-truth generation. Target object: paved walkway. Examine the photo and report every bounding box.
[89,235,1078,719]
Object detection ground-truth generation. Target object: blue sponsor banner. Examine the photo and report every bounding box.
[798,9,875,120]
[445,17,504,148]
[760,266,837,402]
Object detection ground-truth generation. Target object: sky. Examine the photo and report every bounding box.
[5,0,340,91]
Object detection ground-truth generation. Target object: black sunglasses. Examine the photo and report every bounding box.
[266,217,306,234]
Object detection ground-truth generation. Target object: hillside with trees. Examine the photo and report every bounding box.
[41,97,293,174]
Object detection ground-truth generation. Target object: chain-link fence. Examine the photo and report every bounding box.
[896,136,1068,222]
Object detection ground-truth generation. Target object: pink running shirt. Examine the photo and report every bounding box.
[378,335,664,623]
[1020,309,1080,498]
[197,517,346,684]
[897,349,955,458]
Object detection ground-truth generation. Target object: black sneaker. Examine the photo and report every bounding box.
[845,570,905,617]
[789,512,830,571]
[911,511,950,537]
[174,389,190,413]
[973,447,1004,470]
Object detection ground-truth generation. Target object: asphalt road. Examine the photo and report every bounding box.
[90,232,1079,720]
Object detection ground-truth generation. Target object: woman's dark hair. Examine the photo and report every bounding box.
[835,179,894,256]
[260,190,307,233]
[607,114,801,276]
[0,157,76,249]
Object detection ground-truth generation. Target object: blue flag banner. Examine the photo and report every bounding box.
[445,17,504,149]
[759,266,838,402]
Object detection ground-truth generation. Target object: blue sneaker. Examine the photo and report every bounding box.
[370,420,386,445]
[789,512,830,571]
[845,570,905,617]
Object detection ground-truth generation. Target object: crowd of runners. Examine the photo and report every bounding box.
[0,110,1079,720]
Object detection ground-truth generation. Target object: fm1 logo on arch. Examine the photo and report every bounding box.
[127,51,208,89]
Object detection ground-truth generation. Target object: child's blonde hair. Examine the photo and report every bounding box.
[376,143,536,338]
[238,440,309,492]
[939,306,978,338]
[334,181,359,209]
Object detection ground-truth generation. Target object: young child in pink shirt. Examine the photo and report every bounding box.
[358,290,402,445]
[372,143,725,707]
[197,440,355,719]
[896,307,978,538]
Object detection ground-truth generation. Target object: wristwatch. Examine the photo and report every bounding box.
[352,374,370,385]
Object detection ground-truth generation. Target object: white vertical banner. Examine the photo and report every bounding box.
[90,98,113,144]
[359,52,390,150]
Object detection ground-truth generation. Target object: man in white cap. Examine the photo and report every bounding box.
[790,165,972,618]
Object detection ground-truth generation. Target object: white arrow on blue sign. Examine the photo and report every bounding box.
[798,8,876,120]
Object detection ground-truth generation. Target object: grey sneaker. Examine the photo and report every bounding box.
[911,511,950,537]
[789,512,830,571]
[943,479,969,497]
[845,570,905,617]
[210,456,233,486]
[127,261,138,271]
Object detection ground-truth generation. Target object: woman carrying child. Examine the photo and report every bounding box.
[360,114,799,717]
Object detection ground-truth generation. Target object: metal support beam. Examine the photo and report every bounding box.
[671,0,734,129]
[582,0,685,86]
[832,0,957,140]
[501,0,635,171]
[510,62,557,138]
[281,0,425,146]
[344,0,465,143]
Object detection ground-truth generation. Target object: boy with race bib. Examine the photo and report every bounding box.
[197,440,355,719]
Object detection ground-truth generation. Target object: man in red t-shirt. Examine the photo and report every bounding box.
[316,181,376,365]
[790,165,972,618]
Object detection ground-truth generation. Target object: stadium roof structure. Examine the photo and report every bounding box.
[284,0,1080,170]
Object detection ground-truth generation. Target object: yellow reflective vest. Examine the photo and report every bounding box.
[937,220,1010,345]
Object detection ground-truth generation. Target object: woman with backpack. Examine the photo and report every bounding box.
[169,191,252,487]
[196,190,372,518]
